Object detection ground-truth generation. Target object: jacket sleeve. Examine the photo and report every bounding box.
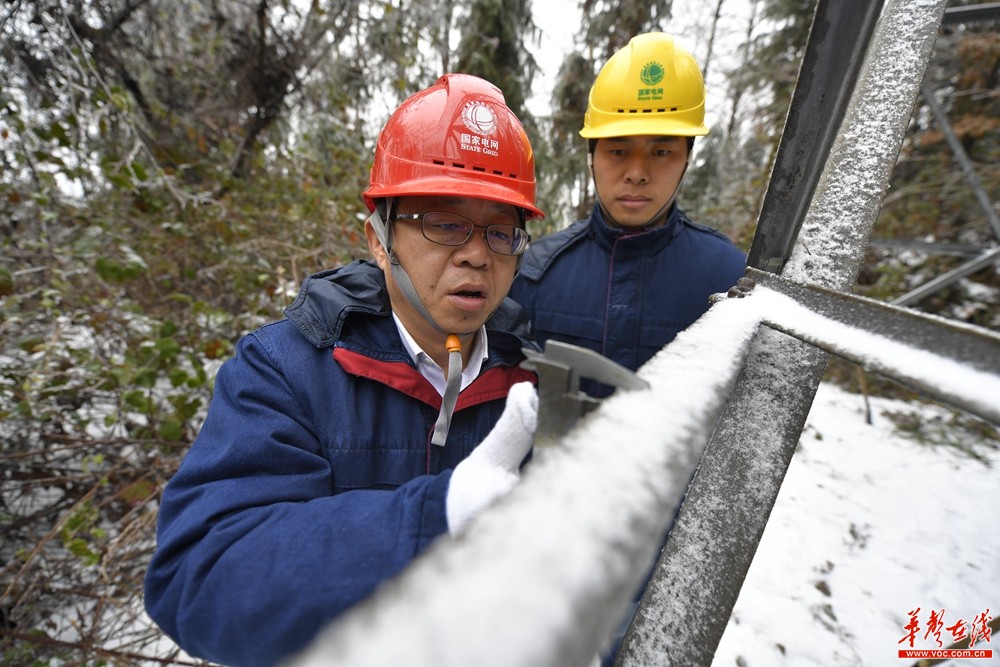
[143,330,451,667]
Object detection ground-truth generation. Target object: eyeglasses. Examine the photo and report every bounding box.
[392,211,531,256]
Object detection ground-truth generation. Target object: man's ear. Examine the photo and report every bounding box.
[365,218,389,270]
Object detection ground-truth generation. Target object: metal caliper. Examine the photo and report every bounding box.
[521,340,650,448]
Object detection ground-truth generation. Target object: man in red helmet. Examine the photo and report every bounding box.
[144,74,544,667]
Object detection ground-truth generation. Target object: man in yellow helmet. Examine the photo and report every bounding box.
[511,32,746,397]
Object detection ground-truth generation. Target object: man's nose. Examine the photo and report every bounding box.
[454,228,492,265]
[624,156,650,184]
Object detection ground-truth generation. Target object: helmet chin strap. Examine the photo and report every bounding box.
[367,206,449,335]
[367,204,471,447]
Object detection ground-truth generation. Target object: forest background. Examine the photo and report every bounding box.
[1,0,998,664]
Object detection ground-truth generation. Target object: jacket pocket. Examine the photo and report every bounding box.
[325,444,428,491]
[530,310,604,349]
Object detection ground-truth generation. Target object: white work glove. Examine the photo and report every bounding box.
[446,381,537,534]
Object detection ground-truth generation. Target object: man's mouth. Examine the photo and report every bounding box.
[617,196,652,211]
[449,287,488,312]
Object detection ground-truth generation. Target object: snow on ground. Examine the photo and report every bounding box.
[713,382,1000,666]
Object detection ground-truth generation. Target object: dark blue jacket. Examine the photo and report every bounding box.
[511,204,745,395]
[144,260,537,667]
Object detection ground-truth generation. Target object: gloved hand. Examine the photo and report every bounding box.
[446,381,538,534]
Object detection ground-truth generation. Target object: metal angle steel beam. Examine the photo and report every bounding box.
[616,0,951,665]
[893,245,1000,307]
[868,238,984,257]
[749,267,1000,425]
[745,0,885,274]
[942,2,1000,24]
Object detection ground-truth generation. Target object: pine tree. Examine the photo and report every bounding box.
[454,0,540,122]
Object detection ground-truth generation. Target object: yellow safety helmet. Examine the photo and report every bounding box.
[581,33,709,139]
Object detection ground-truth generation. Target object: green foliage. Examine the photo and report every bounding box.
[683,0,814,249]
[752,0,814,109]
[1,161,368,663]
[1,629,54,667]
[2,6,372,660]
[60,499,107,567]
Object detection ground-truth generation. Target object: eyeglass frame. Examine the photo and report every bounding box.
[390,211,532,256]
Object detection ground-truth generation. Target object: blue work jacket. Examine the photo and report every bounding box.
[511,204,746,395]
[144,260,537,667]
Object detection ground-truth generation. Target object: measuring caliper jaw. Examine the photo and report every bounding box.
[521,340,650,448]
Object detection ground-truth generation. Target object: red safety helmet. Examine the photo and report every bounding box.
[364,73,543,219]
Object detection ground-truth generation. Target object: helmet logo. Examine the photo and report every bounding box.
[461,101,498,136]
[638,61,666,102]
[640,61,666,86]
[459,100,502,158]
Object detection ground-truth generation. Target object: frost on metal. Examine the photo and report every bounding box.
[282,296,763,667]
[785,0,949,289]
[755,287,1000,424]
[620,329,828,667]
[618,0,951,665]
